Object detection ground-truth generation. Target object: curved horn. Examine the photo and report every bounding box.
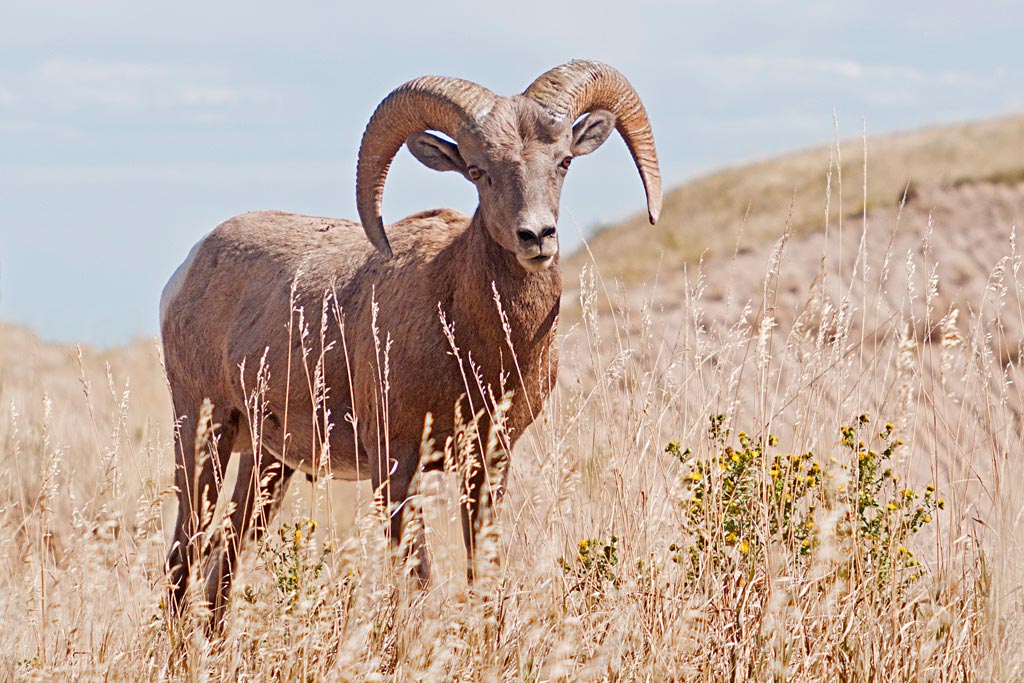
[524,60,662,225]
[356,77,497,256]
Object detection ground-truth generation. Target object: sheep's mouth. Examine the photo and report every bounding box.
[518,253,556,273]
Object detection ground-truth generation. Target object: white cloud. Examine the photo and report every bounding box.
[38,57,180,83]
[4,160,344,184]
[678,53,985,87]
[14,57,272,116]
[177,85,241,107]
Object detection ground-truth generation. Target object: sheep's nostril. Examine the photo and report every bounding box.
[517,229,537,244]
[540,226,557,239]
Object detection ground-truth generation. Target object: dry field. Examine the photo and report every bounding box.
[2,118,1024,681]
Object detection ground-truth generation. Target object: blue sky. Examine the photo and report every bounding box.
[1,1,1022,345]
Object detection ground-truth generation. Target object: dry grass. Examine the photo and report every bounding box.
[2,131,1024,681]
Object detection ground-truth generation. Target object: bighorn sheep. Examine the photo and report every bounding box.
[161,60,661,623]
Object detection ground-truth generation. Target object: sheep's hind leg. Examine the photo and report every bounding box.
[165,401,237,621]
[204,451,294,630]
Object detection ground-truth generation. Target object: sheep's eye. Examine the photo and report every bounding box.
[467,166,483,181]
[559,156,573,170]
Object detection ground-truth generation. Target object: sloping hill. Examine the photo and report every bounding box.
[568,114,1024,283]
[0,324,169,448]
[560,181,1024,492]
[556,114,1024,502]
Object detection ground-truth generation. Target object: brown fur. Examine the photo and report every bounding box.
[161,92,635,627]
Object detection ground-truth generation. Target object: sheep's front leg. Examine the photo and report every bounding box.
[459,462,487,584]
[459,456,510,583]
[372,450,429,585]
[459,439,509,584]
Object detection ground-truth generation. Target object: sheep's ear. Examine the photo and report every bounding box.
[571,110,617,156]
[407,132,467,174]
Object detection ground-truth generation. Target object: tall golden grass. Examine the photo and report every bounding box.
[1,136,1022,681]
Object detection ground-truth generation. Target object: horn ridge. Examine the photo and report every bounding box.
[356,76,497,256]
[524,60,662,224]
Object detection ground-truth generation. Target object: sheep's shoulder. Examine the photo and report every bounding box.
[383,208,471,258]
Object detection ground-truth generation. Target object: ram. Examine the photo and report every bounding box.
[160,60,661,624]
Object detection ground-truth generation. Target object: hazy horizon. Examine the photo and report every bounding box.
[2,1,1022,345]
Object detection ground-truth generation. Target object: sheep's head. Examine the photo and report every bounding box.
[356,61,662,273]
[405,99,625,272]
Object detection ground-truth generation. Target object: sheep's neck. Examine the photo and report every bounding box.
[449,210,561,363]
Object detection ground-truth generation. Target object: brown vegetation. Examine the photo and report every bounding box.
[2,118,1023,680]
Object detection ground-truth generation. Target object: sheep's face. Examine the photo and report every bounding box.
[407,97,617,274]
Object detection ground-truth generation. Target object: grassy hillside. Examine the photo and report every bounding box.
[569,114,1024,283]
